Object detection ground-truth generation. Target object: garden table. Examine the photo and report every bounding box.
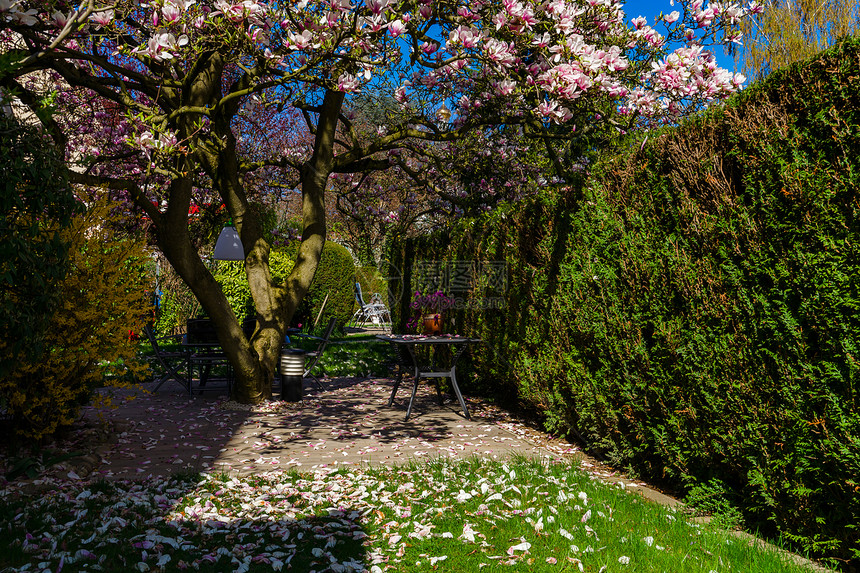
[185,318,238,392]
[377,334,481,421]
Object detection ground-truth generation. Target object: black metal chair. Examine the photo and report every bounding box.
[145,324,191,394]
[292,317,337,390]
[186,318,255,394]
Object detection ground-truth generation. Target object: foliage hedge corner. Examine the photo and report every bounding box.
[277,240,356,333]
[390,36,860,568]
[157,240,355,336]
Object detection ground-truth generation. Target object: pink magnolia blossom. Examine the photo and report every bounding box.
[90,9,115,29]
[457,6,476,19]
[132,31,189,61]
[394,85,408,103]
[694,6,717,27]
[367,0,390,15]
[388,19,406,37]
[531,32,551,48]
[330,0,354,11]
[213,0,267,23]
[3,0,761,246]
[494,79,517,96]
[1,0,38,26]
[719,2,746,24]
[337,73,359,93]
[448,25,482,49]
[289,30,317,50]
[52,11,71,28]
[484,38,516,67]
[631,16,649,29]
[747,1,764,14]
[162,4,182,24]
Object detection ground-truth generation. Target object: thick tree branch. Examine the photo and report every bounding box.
[67,170,162,224]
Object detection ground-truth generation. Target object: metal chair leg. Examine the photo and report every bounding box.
[152,354,191,395]
[308,373,324,391]
[388,370,402,407]
[405,375,420,421]
[449,367,471,420]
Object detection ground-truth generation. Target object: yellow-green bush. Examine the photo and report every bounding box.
[284,241,355,332]
[355,266,388,308]
[0,198,150,440]
[156,241,354,336]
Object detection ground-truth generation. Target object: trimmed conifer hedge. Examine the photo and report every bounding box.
[389,37,860,567]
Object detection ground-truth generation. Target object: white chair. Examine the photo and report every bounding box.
[351,282,391,330]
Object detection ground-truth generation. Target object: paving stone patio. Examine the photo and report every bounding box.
[81,376,587,481]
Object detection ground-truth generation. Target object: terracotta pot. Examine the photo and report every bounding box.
[422,313,443,335]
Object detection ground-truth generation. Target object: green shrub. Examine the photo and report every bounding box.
[282,240,355,332]
[0,114,79,380]
[0,197,150,440]
[213,251,295,324]
[156,241,355,336]
[390,37,860,567]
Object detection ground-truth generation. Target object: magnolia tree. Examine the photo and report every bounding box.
[0,0,757,403]
[329,166,436,263]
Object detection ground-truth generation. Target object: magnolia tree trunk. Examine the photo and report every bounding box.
[153,88,344,404]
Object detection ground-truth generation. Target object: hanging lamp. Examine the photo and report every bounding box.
[213,220,244,260]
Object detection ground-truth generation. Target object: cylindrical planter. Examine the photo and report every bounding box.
[279,349,306,402]
[422,313,442,335]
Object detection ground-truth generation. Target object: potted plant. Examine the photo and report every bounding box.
[407,290,453,335]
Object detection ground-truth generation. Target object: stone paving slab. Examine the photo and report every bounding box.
[85,376,580,481]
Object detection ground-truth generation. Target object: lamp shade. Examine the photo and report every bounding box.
[213,226,244,260]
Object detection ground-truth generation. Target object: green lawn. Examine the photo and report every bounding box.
[0,457,818,572]
[287,336,394,379]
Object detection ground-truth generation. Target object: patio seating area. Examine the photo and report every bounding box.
[144,317,342,397]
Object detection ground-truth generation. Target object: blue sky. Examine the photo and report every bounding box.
[621,0,742,72]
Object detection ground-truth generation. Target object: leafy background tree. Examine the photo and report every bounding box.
[739,0,860,80]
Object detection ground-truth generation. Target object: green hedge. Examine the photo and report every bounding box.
[355,266,388,308]
[281,240,355,333]
[214,251,294,324]
[158,241,354,335]
[389,37,860,567]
